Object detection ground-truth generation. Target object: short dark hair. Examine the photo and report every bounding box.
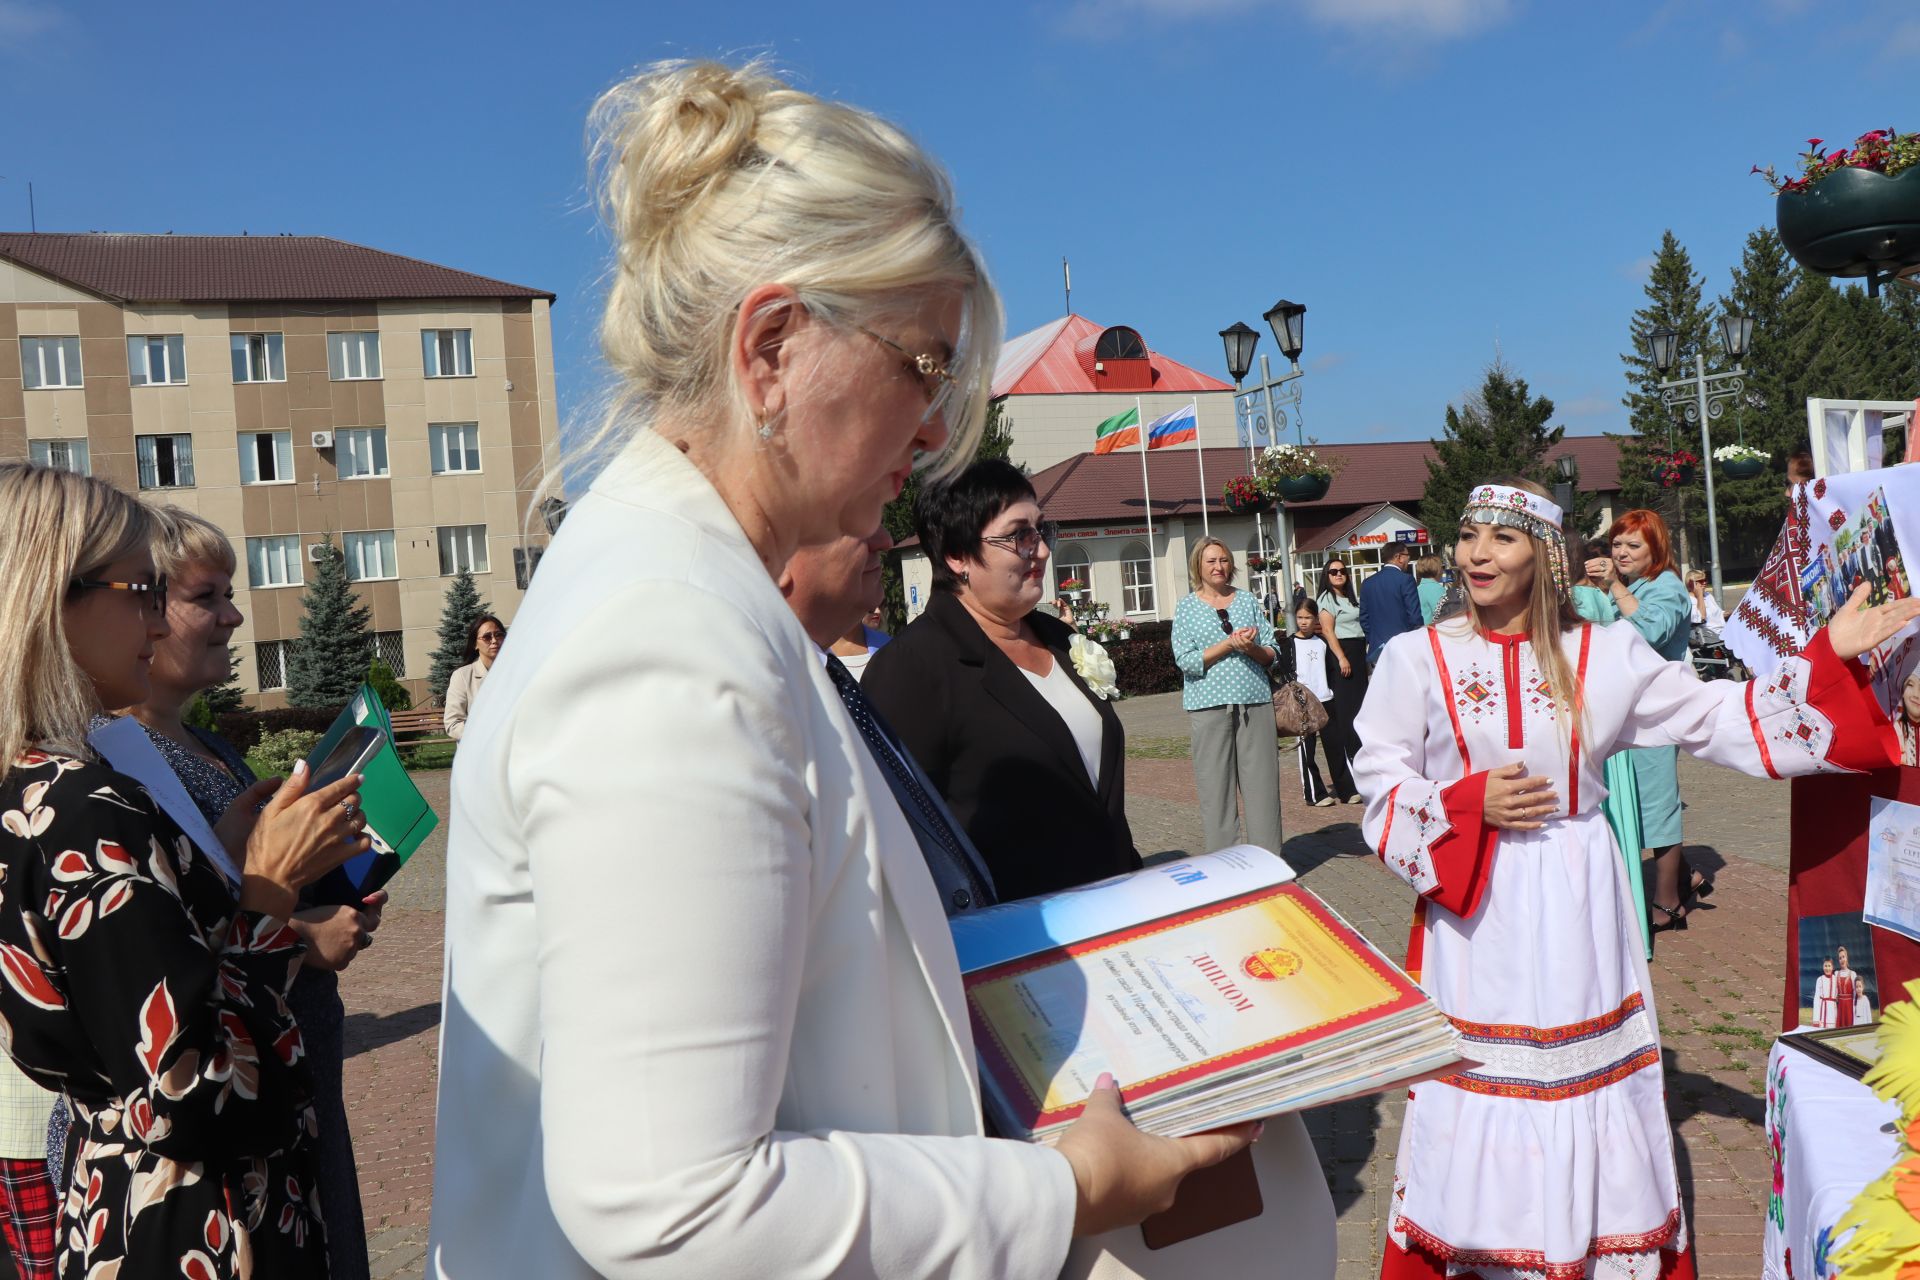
[916,459,1037,592]
[1385,543,1412,563]
[463,613,506,665]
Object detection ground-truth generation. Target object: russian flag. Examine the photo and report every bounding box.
[1145,403,1198,450]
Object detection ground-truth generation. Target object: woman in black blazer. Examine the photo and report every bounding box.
[865,461,1140,901]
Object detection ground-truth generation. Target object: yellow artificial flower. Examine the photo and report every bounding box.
[1832,980,1920,1278]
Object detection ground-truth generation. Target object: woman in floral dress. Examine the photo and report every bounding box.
[0,464,367,1278]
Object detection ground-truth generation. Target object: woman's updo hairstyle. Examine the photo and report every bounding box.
[583,59,1000,477]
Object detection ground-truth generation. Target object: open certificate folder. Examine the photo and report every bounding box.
[950,847,1468,1143]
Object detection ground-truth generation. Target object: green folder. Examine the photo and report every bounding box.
[306,684,438,905]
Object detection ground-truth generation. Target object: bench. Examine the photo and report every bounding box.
[388,707,454,752]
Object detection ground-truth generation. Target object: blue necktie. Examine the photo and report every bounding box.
[824,654,993,914]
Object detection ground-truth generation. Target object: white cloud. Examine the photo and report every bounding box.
[1310,352,1349,373]
[0,1,62,52]
[1056,0,1514,43]
[1617,254,1657,283]
[1297,0,1512,39]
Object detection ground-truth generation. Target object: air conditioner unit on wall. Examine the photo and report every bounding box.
[306,544,328,563]
[311,431,334,449]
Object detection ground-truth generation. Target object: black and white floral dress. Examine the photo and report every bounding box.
[0,751,326,1279]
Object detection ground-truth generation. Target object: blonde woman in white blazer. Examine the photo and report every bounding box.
[427,61,1258,1280]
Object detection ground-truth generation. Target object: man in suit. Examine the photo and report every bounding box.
[1359,542,1424,666]
[780,527,997,915]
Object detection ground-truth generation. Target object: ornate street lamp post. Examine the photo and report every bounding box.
[1646,315,1752,604]
[1220,300,1309,609]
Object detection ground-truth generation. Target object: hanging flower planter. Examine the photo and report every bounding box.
[1275,474,1332,503]
[1221,475,1272,516]
[1648,448,1700,489]
[1714,444,1769,480]
[1759,130,1920,285]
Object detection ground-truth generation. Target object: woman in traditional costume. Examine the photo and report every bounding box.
[1355,478,1914,1280]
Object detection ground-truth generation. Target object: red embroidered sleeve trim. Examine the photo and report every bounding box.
[1569,624,1592,812]
[1800,629,1902,772]
[1426,771,1497,919]
[1745,678,1779,779]
[1428,629,1473,770]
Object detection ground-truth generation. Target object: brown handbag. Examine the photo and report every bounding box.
[1272,679,1329,737]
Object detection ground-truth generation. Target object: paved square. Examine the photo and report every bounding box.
[346,695,1787,1278]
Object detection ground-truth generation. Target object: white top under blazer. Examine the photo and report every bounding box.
[426,432,1077,1279]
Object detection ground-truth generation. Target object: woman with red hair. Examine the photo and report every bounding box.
[1584,509,1699,929]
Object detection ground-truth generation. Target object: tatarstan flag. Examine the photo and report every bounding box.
[1093,407,1140,454]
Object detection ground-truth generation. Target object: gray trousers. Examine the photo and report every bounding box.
[1189,702,1284,857]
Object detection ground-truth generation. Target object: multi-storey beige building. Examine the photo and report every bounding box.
[0,232,560,706]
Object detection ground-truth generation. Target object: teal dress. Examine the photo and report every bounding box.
[1417,578,1447,624]
[1621,570,1691,850]
[1572,585,1650,958]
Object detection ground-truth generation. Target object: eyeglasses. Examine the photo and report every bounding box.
[848,322,957,420]
[70,576,169,617]
[1216,607,1233,636]
[477,629,507,644]
[1327,568,1348,576]
[980,520,1059,561]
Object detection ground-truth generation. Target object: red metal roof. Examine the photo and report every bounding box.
[992,314,1233,397]
[0,233,554,303]
[1025,436,1623,525]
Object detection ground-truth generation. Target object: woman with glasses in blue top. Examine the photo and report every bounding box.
[1171,537,1282,856]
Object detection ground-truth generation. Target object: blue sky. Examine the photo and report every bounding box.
[2,0,1913,448]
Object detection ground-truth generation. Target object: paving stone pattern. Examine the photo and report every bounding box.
[347,700,1786,1279]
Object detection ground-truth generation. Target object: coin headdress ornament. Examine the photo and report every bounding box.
[1460,484,1570,600]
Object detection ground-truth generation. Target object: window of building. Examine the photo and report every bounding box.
[1118,540,1157,616]
[238,431,294,485]
[437,524,489,575]
[246,536,303,589]
[231,332,286,383]
[27,438,89,474]
[135,434,195,489]
[327,331,381,381]
[1095,326,1148,361]
[20,336,82,389]
[127,334,187,386]
[429,423,482,474]
[254,639,294,690]
[344,531,398,582]
[1053,543,1092,604]
[422,328,474,378]
[372,630,406,677]
[337,427,389,480]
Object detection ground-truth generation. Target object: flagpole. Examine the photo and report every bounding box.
[1190,399,1209,536]
[1135,396,1153,549]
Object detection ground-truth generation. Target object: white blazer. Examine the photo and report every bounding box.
[426,433,1075,1279]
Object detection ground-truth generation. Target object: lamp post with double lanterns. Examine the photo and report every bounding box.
[1221,300,1309,610]
[1646,314,1752,605]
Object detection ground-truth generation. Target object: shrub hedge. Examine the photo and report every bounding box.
[1102,621,1181,697]
[214,706,344,753]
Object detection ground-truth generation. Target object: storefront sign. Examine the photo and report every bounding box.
[1348,532,1390,546]
[1394,529,1431,544]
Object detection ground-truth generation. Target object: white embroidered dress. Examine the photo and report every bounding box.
[1353,619,1893,1280]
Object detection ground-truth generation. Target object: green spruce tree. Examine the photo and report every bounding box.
[1421,363,1587,535]
[429,569,492,705]
[1614,230,1716,562]
[878,401,1017,630]
[1709,228,1800,569]
[286,539,372,709]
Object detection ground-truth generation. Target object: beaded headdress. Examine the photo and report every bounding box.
[1460,483,1571,600]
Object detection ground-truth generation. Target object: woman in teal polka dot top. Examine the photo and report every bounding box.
[1171,537,1283,856]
